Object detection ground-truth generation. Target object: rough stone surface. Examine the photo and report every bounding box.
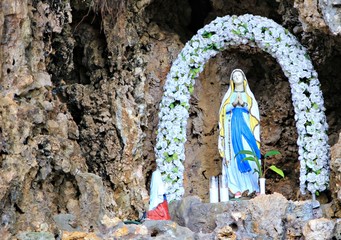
[294,0,329,33]
[5,196,341,239]
[53,214,80,232]
[76,173,105,229]
[331,132,341,199]
[142,220,196,239]
[1,0,341,238]
[169,194,325,239]
[17,231,55,240]
[294,0,341,35]
[302,218,336,240]
[286,199,323,238]
[62,231,101,240]
[319,0,341,35]
[334,219,341,240]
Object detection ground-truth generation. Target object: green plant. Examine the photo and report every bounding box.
[236,150,284,178]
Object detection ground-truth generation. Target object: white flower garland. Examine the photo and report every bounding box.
[155,14,330,201]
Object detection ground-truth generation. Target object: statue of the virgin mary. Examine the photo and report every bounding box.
[218,69,261,198]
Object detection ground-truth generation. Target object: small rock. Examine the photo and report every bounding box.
[302,218,335,240]
[100,215,122,229]
[53,214,80,232]
[62,231,101,240]
[133,225,148,235]
[17,231,55,240]
[215,225,237,240]
[112,225,129,238]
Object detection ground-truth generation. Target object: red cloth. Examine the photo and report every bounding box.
[146,199,171,220]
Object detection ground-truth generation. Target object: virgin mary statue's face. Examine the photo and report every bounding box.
[232,71,244,86]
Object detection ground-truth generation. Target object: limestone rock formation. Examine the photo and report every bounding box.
[0,0,341,237]
[168,194,333,239]
[302,218,336,240]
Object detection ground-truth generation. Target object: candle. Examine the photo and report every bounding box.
[219,174,229,202]
[209,176,219,203]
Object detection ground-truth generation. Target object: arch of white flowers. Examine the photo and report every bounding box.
[155,14,330,202]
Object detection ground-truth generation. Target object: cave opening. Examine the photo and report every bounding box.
[184,49,302,202]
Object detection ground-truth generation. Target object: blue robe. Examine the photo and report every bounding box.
[223,92,260,194]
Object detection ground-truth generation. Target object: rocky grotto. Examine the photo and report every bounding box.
[1,0,341,239]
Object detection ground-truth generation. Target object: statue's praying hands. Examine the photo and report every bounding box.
[232,93,245,107]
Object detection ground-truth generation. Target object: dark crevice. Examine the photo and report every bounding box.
[229,222,238,231]
[146,0,283,43]
[145,0,211,42]
[47,2,110,86]
[14,203,25,214]
[187,0,212,34]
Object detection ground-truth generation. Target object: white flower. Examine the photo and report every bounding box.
[307,172,317,182]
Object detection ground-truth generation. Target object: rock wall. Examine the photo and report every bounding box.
[169,194,337,239]
[1,0,341,237]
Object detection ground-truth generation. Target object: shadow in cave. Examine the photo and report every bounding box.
[145,0,212,42]
[145,0,282,43]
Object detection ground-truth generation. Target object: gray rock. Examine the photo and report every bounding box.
[286,199,323,238]
[169,195,202,227]
[142,220,196,239]
[16,232,55,240]
[334,219,341,239]
[76,172,105,229]
[53,213,80,232]
[319,0,341,34]
[170,193,328,239]
[302,218,336,240]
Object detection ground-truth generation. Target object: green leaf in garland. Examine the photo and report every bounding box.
[238,23,248,33]
[261,27,268,33]
[313,103,319,110]
[166,156,173,163]
[181,53,186,61]
[189,84,194,94]
[172,167,179,173]
[165,175,172,183]
[163,152,168,157]
[169,103,175,109]
[173,153,179,160]
[190,67,200,77]
[202,31,216,38]
[231,29,241,36]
